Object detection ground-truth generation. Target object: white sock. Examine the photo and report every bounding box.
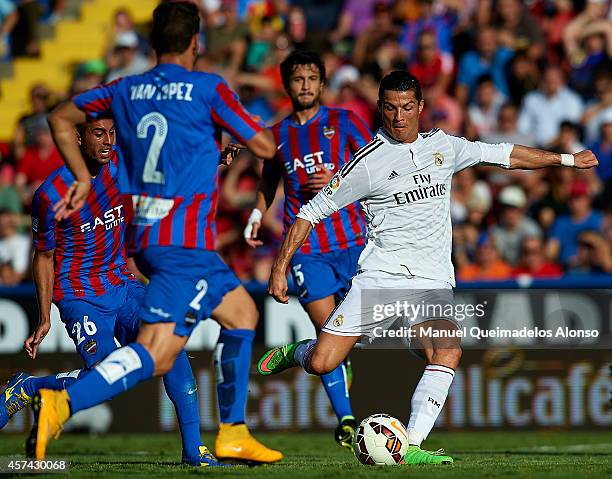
[293,339,317,369]
[407,364,455,446]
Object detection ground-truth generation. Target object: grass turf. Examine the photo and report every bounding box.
[1,431,611,478]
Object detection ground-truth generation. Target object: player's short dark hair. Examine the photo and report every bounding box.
[280,50,327,89]
[151,1,200,56]
[378,71,423,103]
[76,113,114,136]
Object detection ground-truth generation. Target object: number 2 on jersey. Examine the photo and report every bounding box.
[137,112,168,184]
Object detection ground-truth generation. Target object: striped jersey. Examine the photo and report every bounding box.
[72,63,262,253]
[32,151,132,301]
[269,106,372,254]
[298,128,514,285]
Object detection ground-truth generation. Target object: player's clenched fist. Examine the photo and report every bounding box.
[573,150,599,169]
[268,269,289,304]
[244,208,263,247]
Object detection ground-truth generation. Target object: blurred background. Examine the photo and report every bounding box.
[0,0,610,435]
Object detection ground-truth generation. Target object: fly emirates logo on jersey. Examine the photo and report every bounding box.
[80,205,124,233]
[284,151,334,175]
[393,173,446,205]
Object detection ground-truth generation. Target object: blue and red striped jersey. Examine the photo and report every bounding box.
[270,106,372,254]
[71,63,263,253]
[31,151,132,301]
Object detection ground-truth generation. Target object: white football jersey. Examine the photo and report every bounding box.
[298,128,513,286]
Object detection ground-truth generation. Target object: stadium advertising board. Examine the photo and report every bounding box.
[0,288,610,433]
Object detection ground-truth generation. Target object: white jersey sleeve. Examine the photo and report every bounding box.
[297,160,372,225]
[448,135,514,172]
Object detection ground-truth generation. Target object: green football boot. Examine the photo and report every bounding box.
[403,445,454,465]
[257,339,312,376]
[334,416,357,453]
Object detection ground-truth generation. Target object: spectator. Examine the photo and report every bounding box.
[468,74,506,137]
[566,230,612,275]
[513,236,563,279]
[327,66,374,130]
[582,71,612,144]
[533,167,573,233]
[450,168,491,224]
[563,0,612,70]
[10,0,41,57]
[291,0,344,52]
[204,1,248,75]
[15,123,63,205]
[352,2,398,70]
[518,65,584,147]
[455,26,514,105]
[494,0,545,60]
[0,208,31,285]
[420,85,463,135]
[590,109,612,206]
[505,51,540,106]
[329,0,386,45]
[491,185,542,265]
[105,31,151,83]
[482,102,535,146]
[567,25,612,100]
[458,233,513,281]
[0,0,18,59]
[13,84,52,160]
[547,179,603,265]
[534,0,576,65]
[0,157,21,214]
[397,0,459,62]
[408,29,454,95]
[548,120,586,154]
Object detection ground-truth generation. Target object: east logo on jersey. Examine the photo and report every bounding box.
[271,106,372,254]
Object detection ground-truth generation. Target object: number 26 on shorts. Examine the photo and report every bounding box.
[72,315,97,345]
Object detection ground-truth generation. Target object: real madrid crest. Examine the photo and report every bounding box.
[323,126,335,139]
[434,152,444,166]
[333,314,344,327]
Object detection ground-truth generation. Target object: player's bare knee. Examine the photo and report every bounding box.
[430,345,462,370]
[221,306,259,330]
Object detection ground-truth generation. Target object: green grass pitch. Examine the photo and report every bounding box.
[1,431,611,478]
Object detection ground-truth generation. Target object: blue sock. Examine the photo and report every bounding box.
[163,350,202,460]
[214,328,255,424]
[22,370,82,397]
[321,363,353,421]
[67,344,154,413]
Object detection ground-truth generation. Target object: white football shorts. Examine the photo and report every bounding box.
[321,269,457,340]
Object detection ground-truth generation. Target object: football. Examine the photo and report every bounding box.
[353,414,409,465]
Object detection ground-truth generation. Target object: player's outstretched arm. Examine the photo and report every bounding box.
[246,129,277,160]
[48,101,91,218]
[509,146,599,170]
[245,158,282,247]
[26,249,54,359]
[269,218,313,304]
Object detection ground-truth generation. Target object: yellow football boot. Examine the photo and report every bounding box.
[29,389,71,459]
[215,423,283,464]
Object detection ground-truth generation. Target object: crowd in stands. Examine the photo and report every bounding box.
[0,0,611,287]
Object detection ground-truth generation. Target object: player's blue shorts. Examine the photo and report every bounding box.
[290,245,363,305]
[56,280,144,369]
[134,246,241,337]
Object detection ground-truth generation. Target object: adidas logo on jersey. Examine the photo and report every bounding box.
[388,170,399,180]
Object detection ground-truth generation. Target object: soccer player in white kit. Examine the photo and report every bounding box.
[257,71,598,465]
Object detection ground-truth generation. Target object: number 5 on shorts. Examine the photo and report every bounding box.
[292,264,304,286]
